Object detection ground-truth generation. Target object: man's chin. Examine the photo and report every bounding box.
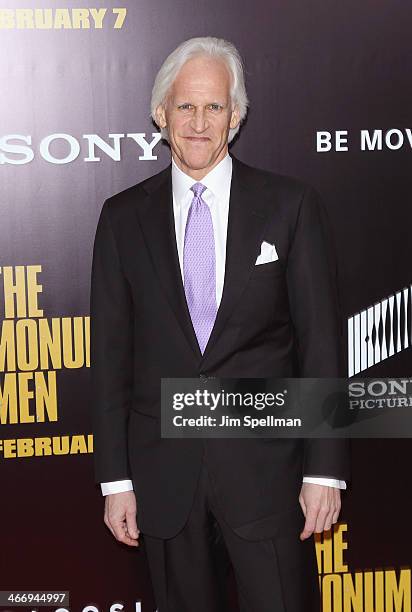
[179,154,214,173]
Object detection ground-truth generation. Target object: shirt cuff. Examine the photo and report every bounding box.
[100,479,134,496]
[302,476,346,490]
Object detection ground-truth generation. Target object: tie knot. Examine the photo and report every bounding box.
[190,182,207,198]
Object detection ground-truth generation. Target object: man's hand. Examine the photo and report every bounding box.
[104,491,140,547]
[299,482,341,541]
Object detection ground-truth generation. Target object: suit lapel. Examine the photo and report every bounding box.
[135,165,203,360]
[135,157,271,365]
[201,157,270,362]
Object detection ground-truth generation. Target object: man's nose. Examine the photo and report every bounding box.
[190,107,208,133]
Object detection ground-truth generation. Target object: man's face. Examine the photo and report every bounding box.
[155,55,240,180]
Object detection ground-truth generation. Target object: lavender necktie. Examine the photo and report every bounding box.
[183,182,218,354]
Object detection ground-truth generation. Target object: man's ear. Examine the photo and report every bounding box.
[155,104,167,129]
[230,105,241,129]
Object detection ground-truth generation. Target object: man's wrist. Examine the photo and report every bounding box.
[302,476,346,490]
[100,479,134,496]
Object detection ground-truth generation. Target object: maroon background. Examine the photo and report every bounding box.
[1,0,411,609]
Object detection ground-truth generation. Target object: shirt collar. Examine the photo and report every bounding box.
[172,153,232,205]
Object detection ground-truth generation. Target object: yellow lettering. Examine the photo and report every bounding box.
[16,319,38,370]
[26,265,43,317]
[322,574,342,612]
[315,530,333,574]
[112,8,126,29]
[1,266,27,318]
[39,318,62,370]
[62,316,85,368]
[35,437,52,456]
[34,8,52,29]
[72,8,90,29]
[35,371,57,422]
[84,316,90,367]
[343,571,363,611]
[18,372,35,423]
[0,373,18,424]
[0,9,14,28]
[70,435,88,454]
[90,8,106,28]
[53,436,70,455]
[386,569,411,612]
[3,439,16,457]
[0,320,16,371]
[16,9,34,29]
[17,438,34,457]
[364,571,374,612]
[54,9,72,29]
[334,523,348,572]
[375,570,384,612]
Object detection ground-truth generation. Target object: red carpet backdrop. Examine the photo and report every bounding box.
[1,1,411,610]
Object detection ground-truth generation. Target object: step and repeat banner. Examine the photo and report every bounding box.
[1,1,412,611]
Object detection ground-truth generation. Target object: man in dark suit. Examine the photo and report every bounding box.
[90,36,350,611]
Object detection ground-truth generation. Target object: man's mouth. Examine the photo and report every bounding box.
[184,136,210,142]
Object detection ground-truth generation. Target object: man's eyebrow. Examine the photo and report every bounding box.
[174,100,227,106]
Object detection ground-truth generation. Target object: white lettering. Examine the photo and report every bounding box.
[40,133,80,164]
[127,132,162,160]
[361,129,383,151]
[83,134,124,162]
[0,134,34,165]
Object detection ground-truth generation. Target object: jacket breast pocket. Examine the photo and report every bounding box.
[229,259,286,328]
[250,260,284,279]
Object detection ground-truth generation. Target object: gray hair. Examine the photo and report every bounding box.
[151,36,248,143]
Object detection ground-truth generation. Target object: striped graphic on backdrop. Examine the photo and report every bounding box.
[348,283,412,376]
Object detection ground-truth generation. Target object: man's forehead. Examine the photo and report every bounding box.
[170,77,230,103]
[171,84,229,99]
[172,57,230,88]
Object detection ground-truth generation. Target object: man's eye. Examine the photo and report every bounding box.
[209,104,222,111]
[178,104,192,110]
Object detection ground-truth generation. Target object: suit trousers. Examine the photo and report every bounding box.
[142,448,321,612]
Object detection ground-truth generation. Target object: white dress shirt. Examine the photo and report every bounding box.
[101,153,346,495]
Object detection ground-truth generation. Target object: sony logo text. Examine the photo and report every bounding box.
[0,133,162,165]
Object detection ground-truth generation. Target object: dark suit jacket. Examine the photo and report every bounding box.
[90,156,350,540]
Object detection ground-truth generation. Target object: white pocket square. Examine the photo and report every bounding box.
[255,241,279,265]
